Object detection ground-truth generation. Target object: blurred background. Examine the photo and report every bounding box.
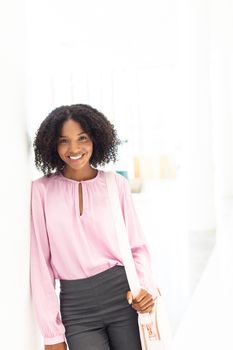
[0,0,233,349]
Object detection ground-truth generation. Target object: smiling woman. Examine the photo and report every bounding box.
[30,103,161,350]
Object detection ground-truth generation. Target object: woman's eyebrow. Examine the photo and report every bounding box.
[59,132,87,138]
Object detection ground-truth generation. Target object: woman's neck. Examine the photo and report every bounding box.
[62,166,98,182]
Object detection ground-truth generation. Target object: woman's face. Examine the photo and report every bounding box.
[57,119,94,171]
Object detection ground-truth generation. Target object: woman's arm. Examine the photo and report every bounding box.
[30,180,66,346]
[116,174,161,301]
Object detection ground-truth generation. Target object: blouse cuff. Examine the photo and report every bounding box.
[44,334,66,345]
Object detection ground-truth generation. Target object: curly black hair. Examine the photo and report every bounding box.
[33,104,122,177]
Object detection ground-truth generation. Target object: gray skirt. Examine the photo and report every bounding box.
[59,264,142,350]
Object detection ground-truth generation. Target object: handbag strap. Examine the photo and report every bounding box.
[105,170,142,298]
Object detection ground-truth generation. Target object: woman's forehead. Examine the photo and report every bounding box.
[60,119,86,135]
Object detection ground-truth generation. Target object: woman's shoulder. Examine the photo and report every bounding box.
[31,173,56,192]
[103,169,126,180]
[103,170,129,191]
[114,171,128,184]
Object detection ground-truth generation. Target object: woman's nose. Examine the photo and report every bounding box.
[68,141,82,151]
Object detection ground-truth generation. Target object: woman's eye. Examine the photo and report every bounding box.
[79,136,88,141]
[58,136,89,144]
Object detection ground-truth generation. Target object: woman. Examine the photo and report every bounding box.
[30,104,160,350]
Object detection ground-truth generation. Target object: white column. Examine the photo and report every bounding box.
[177,0,216,296]
[209,0,233,341]
[173,0,233,348]
[0,0,39,349]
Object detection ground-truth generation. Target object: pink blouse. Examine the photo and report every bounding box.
[30,169,159,345]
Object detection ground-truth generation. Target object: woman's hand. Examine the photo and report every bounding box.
[44,341,67,350]
[126,288,156,313]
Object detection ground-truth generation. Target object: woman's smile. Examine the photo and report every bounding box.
[68,153,86,163]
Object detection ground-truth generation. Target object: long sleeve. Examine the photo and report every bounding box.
[30,180,66,345]
[118,175,160,300]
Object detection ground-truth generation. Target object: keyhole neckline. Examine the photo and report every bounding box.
[58,169,100,184]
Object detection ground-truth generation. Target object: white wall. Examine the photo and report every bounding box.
[0,1,39,349]
[173,0,233,348]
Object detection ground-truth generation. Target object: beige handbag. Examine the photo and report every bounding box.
[106,171,173,350]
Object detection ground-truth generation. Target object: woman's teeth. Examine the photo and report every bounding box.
[69,154,84,160]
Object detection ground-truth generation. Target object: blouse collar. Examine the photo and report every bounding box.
[58,169,101,184]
